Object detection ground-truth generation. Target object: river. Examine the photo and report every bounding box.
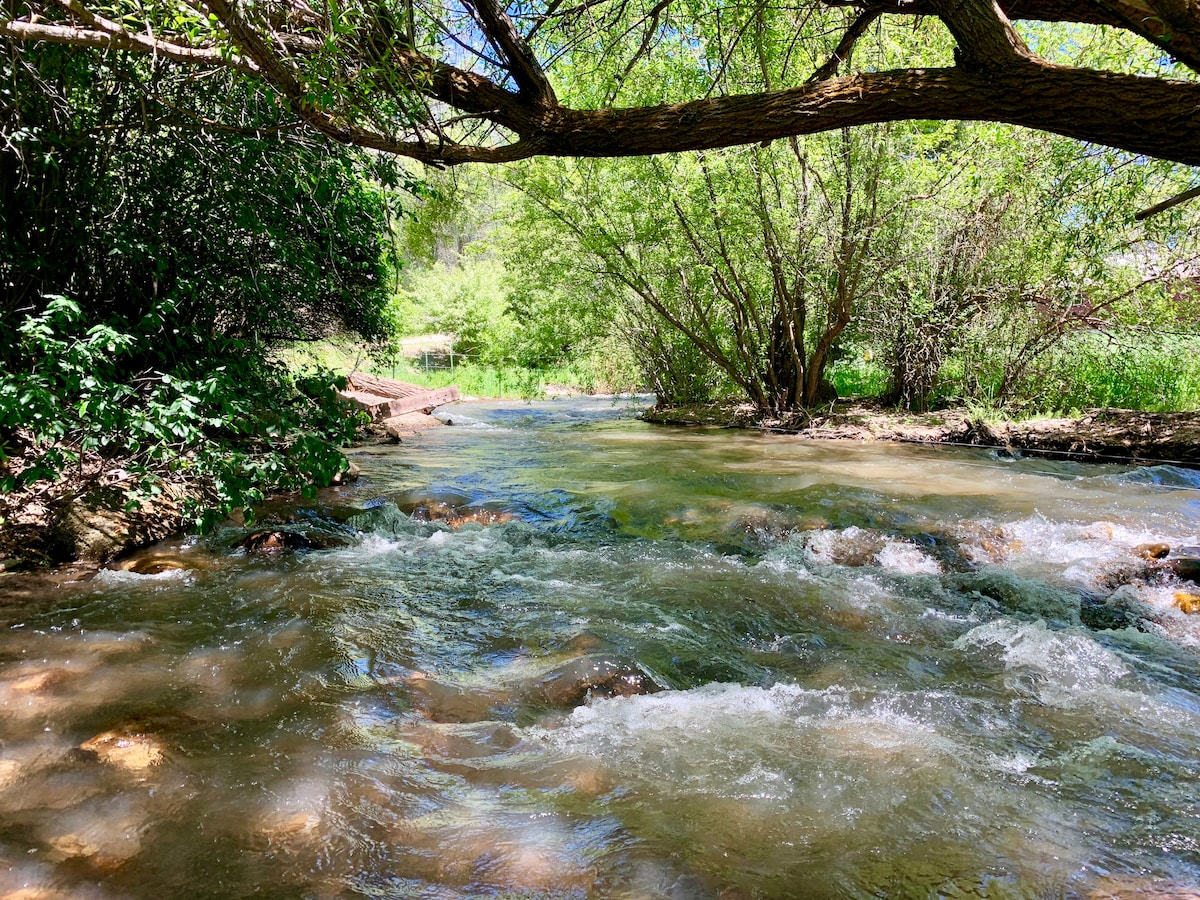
[3,397,1200,898]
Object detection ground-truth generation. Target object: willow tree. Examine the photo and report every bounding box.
[509,127,903,410]
[3,0,1200,178]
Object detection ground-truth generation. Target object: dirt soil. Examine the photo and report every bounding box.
[643,401,1200,467]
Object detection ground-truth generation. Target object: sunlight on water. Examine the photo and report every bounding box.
[3,398,1200,897]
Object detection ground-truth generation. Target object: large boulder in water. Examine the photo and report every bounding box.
[56,481,195,563]
[948,569,1082,625]
[1081,585,1159,631]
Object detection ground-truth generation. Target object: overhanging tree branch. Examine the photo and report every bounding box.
[3,0,1200,166]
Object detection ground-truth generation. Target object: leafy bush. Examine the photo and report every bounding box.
[0,298,365,530]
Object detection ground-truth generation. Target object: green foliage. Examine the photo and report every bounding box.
[0,42,405,536]
[0,43,407,359]
[1008,331,1200,413]
[395,254,516,360]
[828,352,889,400]
[0,299,365,528]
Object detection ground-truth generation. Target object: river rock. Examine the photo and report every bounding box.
[403,673,504,723]
[330,460,361,485]
[535,656,663,707]
[1084,875,1200,898]
[56,481,195,563]
[950,570,1082,625]
[1175,591,1200,614]
[803,527,887,567]
[1081,585,1158,631]
[1097,559,1158,592]
[405,498,515,529]
[7,668,74,695]
[1135,542,1171,560]
[1164,557,1200,584]
[78,727,166,772]
[238,529,335,553]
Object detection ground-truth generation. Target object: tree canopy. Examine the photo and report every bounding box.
[3,0,1200,167]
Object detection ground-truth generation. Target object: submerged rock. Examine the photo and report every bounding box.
[78,729,166,772]
[6,668,76,696]
[1083,874,1200,899]
[949,569,1082,625]
[402,672,505,724]
[404,497,515,529]
[1164,557,1200,584]
[1081,586,1158,631]
[535,656,663,707]
[237,528,348,553]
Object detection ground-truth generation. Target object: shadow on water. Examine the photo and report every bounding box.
[4,397,1200,897]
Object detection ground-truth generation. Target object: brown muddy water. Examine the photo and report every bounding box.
[4,398,1200,899]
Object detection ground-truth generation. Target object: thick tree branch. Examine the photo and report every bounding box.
[826,0,1200,70]
[536,63,1200,166]
[6,0,1200,167]
[929,0,1033,69]
[464,0,556,103]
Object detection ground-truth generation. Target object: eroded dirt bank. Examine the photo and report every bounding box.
[644,402,1200,467]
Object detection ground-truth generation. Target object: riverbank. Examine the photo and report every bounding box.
[644,401,1200,467]
[0,375,457,571]
[6,397,1199,572]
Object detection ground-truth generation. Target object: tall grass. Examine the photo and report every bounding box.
[829,357,889,400]
[1019,332,1200,414]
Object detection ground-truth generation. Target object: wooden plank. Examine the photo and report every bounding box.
[346,373,426,400]
[339,385,460,421]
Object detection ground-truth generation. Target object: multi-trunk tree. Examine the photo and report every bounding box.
[2,0,1200,169]
[511,129,898,410]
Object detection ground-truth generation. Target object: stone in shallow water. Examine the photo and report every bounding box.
[1081,585,1159,631]
[238,530,326,553]
[535,656,663,707]
[1164,557,1200,584]
[8,669,72,695]
[78,728,165,772]
[1174,591,1200,614]
[402,672,505,723]
[1084,875,1200,898]
[404,497,516,529]
[1135,542,1171,560]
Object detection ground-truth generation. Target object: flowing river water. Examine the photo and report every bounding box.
[4,398,1200,898]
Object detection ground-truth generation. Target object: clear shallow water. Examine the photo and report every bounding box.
[4,398,1200,898]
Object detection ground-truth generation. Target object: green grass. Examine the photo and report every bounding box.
[829,358,889,399]
[1030,332,1200,414]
